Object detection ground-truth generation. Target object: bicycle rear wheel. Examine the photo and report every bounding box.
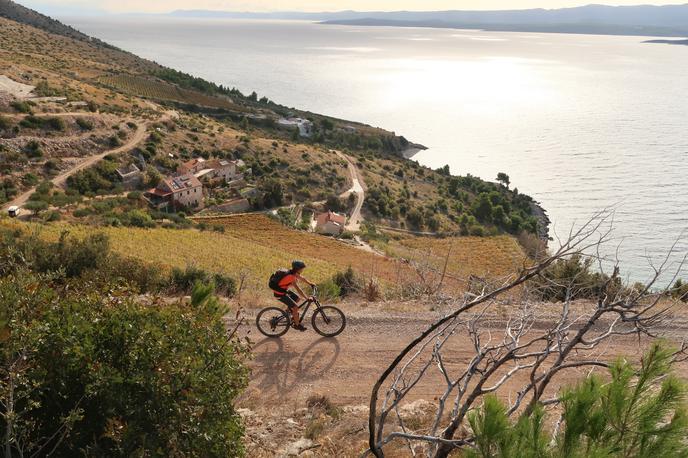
[256,307,290,338]
[311,306,346,337]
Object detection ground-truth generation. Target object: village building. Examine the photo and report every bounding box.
[145,174,204,211]
[177,157,209,176]
[315,211,347,236]
[115,163,143,190]
[178,157,244,184]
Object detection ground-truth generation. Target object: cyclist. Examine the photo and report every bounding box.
[270,260,315,331]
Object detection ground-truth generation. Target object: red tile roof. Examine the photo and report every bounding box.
[316,211,346,227]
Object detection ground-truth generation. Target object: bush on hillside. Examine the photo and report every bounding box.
[531,254,624,302]
[0,274,249,456]
[331,266,359,297]
[672,279,688,302]
[169,265,237,297]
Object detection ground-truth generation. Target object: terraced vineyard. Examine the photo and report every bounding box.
[2,215,528,302]
[387,235,528,286]
[99,75,246,111]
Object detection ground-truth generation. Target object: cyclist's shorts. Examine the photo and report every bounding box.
[276,290,299,309]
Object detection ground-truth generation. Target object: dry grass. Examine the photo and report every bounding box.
[2,215,529,304]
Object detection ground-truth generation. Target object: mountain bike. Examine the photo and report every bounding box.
[256,287,346,338]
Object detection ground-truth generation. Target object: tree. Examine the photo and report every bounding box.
[436,165,450,176]
[326,195,344,213]
[497,172,510,188]
[406,208,424,229]
[259,179,284,208]
[464,344,688,458]
[471,193,493,223]
[24,199,48,215]
[366,212,688,457]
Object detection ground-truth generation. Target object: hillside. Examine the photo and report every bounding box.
[171,4,688,38]
[1,214,529,302]
[0,0,105,42]
[0,0,545,290]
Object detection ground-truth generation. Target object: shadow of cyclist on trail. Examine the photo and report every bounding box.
[297,337,340,383]
[249,336,341,401]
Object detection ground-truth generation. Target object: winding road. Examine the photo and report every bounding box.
[333,150,365,232]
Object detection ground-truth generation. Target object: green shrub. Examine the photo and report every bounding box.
[23,139,43,158]
[10,100,32,113]
[465,343,688,458]
[44,117,65,131]
[42,210,61,222]
[532,254,624,302]
[316,278,342,302]
[108,135,122,147]
[0,115,10,130]
[73,207,92,218]
[212,272,237,297]
[331,266,358,297]
[124,209,154,228]
[0,274,248,456]
[169,265,236,298]
[19,115,43,129]
[76,117,94,130]
[24,199,48,215]
[469,225,485,237]
[21,172,39,186]
[672,279,688,302]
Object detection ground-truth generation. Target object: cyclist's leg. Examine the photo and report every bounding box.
[278,291,301,326]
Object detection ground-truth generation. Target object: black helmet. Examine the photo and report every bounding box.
[291,260,306,270]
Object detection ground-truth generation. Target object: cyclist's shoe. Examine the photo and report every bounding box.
[293,323,307,332]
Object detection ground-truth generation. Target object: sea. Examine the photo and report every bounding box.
[64,16,688,284]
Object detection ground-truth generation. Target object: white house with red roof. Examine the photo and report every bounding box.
[315,211,347,236]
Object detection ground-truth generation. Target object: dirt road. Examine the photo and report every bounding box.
[2,110,177,211]
[334,150,365,232]
[2,111,95,119]
[242,306,688,409]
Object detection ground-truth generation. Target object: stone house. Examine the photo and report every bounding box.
[145,174,204,211]
[179,157,242,184]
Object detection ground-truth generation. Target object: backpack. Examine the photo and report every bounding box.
[268,268,290,291]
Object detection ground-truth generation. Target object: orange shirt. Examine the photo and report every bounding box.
[274,273,297,295]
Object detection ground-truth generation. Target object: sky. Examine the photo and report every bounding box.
[20,0,688,15]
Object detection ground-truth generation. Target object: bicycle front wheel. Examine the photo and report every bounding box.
[312,306,346,337]
[256,307,290,338]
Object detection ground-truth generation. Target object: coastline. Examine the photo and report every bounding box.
[644,38,688,46]
[530,202,551,242]
[401,143,428,159]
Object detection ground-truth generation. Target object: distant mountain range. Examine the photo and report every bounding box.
[171,4,688,38]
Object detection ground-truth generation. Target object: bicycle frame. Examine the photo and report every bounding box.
[294,297,323,324]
